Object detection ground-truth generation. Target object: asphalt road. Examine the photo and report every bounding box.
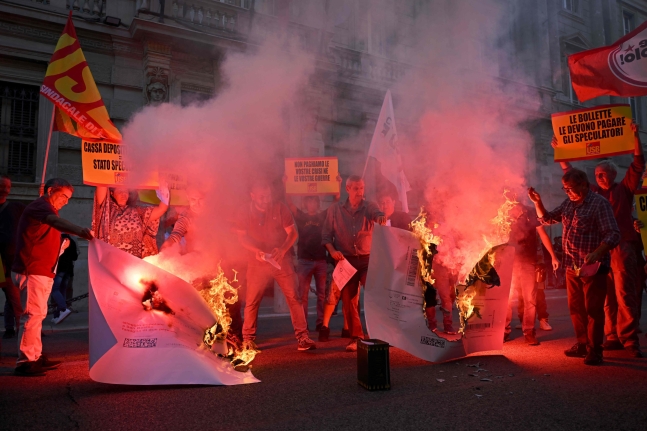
[1,290,646,431]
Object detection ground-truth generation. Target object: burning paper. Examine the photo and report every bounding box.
[88,240,259,385]
[364,225,514,363]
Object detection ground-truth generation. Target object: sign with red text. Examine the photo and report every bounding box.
[285,157,339,195]
[552,104,633,162]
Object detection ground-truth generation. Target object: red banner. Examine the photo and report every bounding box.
[41,12,122,142]
[569,20,647,102]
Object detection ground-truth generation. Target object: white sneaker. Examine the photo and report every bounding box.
[539,319,552,331]
[52,309,72,325]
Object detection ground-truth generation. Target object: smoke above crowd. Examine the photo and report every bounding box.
[122,0,539,279]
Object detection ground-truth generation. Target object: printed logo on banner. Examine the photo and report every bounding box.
[123,338,157,348]
[420,335,446,349]
[586,141,601,155]
[307,183,317,193]
[114,172,127,184]
[609,30,647,87]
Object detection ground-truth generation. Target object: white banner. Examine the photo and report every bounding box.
[364,225,514,363]
[88,239,259,385]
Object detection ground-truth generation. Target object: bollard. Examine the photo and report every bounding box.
[357,339,390,390]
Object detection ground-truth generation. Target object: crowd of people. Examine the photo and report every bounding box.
[2,125,647,375]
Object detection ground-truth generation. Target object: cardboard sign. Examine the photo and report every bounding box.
[82,141,158,189]
[285,157,339,195]
[138,172,189,206]
[552,104,634,162]
[635,190,647,253]
[364,225,514,363]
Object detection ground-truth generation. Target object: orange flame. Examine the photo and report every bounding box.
[410,209,442,287]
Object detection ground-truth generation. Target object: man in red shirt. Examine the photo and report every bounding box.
[12,178,93,376]
[235,179,316,352]
[553,122,644,357]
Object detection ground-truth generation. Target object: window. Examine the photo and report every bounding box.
[623,12,634,35]
[0,81,39,182]
[254,0,275,15]
[568,72,580,106]
[563,0,579,13]
[629,97,640,123]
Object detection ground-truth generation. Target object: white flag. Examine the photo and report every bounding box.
[365,90,411,212]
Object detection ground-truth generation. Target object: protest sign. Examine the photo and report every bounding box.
[635,190,647,253]
[285,157,339,195]
[82,141,158,188]
[552,104,633,162]
[364,225,514,363]
[88,239,259,385]
[139,172,189,206]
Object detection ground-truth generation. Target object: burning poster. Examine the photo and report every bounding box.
[88,239,259,385]
[364,224,514,363]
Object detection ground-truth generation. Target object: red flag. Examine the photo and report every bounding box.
[41,12,122,142]
[569,20,647,103]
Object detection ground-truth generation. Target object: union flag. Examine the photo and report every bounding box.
[41,12,122,142]
[569,20,647,102]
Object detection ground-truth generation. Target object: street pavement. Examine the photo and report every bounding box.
[1,289,646,431]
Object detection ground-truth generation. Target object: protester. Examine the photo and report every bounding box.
[12,178,93,376]
[92,184,169,258]
[0,175,25,339]
[284,176,341,331]
[50,234,78,325]
[377,187,411,229]
[510,225,557,334]
[504,203,541,345]
[529,169,621,365]
[319,175,386,352]
[553,122,643,356]
[234,179,316,351]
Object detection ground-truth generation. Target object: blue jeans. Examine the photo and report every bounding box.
[51,272,72,318]
[297,259,327,328]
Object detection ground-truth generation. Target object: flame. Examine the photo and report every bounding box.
[410,209,442,287]
[200,267,260,369]
[455,284,476,334]
[482,190,517,253]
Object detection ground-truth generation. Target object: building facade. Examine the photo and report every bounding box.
[1,0,646,306]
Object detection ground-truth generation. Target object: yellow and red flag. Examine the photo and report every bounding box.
[41,12,121,142]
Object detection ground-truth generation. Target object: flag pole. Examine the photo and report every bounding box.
[40,104,55,196]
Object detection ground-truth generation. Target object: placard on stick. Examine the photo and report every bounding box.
[285,157,339,195]
[635,189,647,253]
[82,141,158,188]
[552,104,634,162]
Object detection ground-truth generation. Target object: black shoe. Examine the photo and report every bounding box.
[38,354,62,370]
[503,332,511,343]
[341,329,351,338]
[602,340,624,351]
[564,343,588,358]
[2,328,16,339]
[524,331,540,346]
[318,326,330,342]
[584,350,603,366]
[15,361,47,376]
[315,323,323,331]
[626,346,643,358]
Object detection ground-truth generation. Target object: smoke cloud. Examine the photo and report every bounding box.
[123,0,539,280]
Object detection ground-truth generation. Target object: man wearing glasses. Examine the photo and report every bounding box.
[12,178,93,376]
[528,170,620,365]
[551,122,644,358]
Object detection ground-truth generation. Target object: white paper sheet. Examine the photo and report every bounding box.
[333,258,358,289]
[364,224,514,363]
[88,240,259,386]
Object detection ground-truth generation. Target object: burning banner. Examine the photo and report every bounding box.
[88,239,259,385]
[364,224,514,363]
